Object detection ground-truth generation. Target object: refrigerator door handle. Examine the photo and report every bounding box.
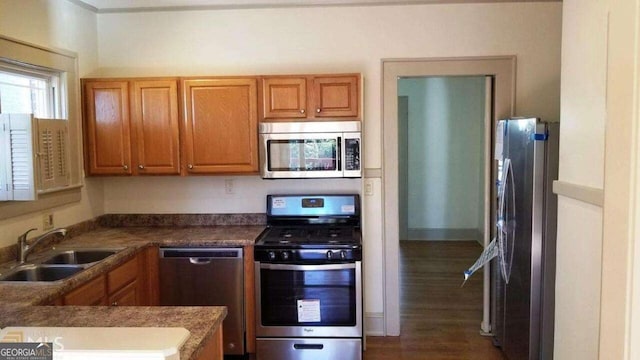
[497,158,515,283]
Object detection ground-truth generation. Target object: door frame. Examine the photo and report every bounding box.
[381,56,516,335]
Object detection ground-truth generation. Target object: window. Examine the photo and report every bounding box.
[0,60,69,201]
[0,35,81,219]
[0,61,65,118]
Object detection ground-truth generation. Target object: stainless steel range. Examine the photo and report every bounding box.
[255,194,363,360]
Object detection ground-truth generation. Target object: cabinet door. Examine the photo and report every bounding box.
[64,275,107,305]
[182,78,258,174]
[108,280,139,306]
[312,75,359,118]
[262,77,307,119]
[131,80,180,175]
[196,326,224,360]
[84,80,132,175]
[139,246,160,306]
[108,256,138,294]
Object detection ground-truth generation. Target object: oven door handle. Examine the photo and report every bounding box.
[260,263,356,271]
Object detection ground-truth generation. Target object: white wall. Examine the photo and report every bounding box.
[555,0,607,358]
[103,176,360,213]
[95,2,562,326]
[0,0,101,248]
[398,76,485,235]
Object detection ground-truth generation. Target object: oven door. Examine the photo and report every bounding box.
[260,133,343,178]
[255,261,362,338]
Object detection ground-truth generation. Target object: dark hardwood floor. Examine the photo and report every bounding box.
[364,241,505,360]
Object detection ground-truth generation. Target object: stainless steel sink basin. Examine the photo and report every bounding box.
[0,264,84,282]
[0,247,124,283]
[41,249,119,265]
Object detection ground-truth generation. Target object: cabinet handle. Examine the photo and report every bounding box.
[111,301,118,306]
[138,165,145,170]
[316,108,321,113]
[188,164,193,170]
[300,109,305,114]
[123,165,129,170]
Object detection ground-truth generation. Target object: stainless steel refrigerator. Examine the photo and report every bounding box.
[492,118,558,360]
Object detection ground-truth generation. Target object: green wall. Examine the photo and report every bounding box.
[398,76,486,240]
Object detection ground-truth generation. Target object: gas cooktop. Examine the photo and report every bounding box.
[255,194,362,262]
[257,225,361,247]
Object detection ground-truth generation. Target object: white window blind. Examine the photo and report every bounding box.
[0,113,36,201]
[36,118,70,192]
[0,59,68,201]
[0,114,69,201]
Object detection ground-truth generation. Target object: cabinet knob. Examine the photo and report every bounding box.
[188,164,193,170]
[111,301,118,306]
[123,165,129,170]
[316,108,321,113]
[138,165,145,170]
[300,109,305,114]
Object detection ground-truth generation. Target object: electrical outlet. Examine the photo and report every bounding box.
[364,179,374,196]
[42,213,54,230]
[224,179,234,194]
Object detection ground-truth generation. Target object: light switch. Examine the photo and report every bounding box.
[364,179,374,196]
[224,179,234,194]
[43,213,54,230]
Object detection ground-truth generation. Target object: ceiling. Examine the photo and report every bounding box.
[71,0,559,13]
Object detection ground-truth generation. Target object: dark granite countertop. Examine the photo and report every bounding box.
[0,225,266,305]
[0,223,266,360]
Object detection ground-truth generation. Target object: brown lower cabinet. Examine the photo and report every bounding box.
[63,274,108,306]
[53,245,242,360]
[196,327,224,360]
[62,246,158,306]
[108,280,139,306]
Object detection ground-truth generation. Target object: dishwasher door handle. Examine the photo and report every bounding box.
[189,257,212,265]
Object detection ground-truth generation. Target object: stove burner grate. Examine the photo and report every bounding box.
[259,226,359,247]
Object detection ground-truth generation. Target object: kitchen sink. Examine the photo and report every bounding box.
[40,249,120,265]
[0,248,125,283]
[0,264,84,282]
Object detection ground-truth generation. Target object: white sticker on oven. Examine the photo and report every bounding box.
[341,205,355,214]
[272,197,286,209]
[297,299,321,322]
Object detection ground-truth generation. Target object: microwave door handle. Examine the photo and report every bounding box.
[337,137,342,171]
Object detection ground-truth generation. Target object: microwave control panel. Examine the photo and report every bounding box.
[344,138,360,171]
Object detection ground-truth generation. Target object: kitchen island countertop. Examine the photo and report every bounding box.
[0,304,227,360]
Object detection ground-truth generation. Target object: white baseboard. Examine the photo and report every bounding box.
[365,312,385,336]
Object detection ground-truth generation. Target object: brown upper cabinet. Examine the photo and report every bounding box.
[83,79,180,176]
[262,74,360,121]
[181,78,259,174]
[130,80,181,175]
[262,77,307,118]
[83,80,132,175]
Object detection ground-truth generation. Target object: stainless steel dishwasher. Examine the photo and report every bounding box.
[159,247,244,355]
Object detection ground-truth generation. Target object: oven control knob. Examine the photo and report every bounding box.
[326,251,333,260]
[268,251,276,261]
[281,251,290,261]
[340,251,347,260]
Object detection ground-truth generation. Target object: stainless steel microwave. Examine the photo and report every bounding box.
[259,121,361,179]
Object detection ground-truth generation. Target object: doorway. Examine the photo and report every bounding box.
[398,76,487,243]
[381,57,515,336]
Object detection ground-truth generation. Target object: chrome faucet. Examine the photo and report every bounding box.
[17,228,67,264]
